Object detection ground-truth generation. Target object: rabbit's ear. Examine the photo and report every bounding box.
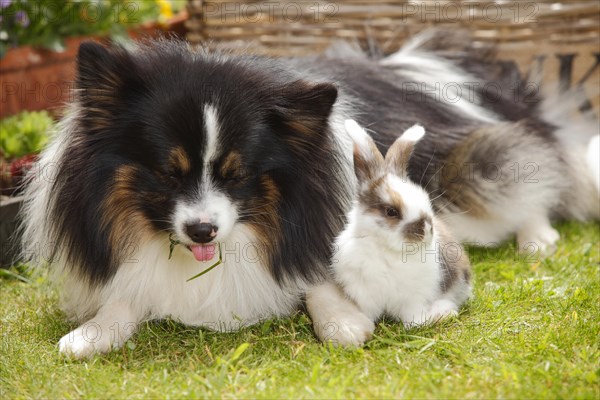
[386,124,425,177]
[344,119,384,183]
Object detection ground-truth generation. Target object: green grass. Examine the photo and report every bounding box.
[1,222,599,398]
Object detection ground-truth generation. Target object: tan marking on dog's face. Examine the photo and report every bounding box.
[245,174,282,270]
[220,150,244,180]
[103,165,151,258]
[169,147,191,175]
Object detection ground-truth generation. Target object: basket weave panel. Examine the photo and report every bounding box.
[185,1,600,111]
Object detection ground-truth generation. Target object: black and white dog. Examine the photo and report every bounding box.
[21,32,599,358]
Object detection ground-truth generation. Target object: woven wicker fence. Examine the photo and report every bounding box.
[185,0,600,112]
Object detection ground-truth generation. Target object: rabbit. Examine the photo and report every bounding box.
[332,119,472,327]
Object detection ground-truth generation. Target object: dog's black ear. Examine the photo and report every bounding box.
[76,42,142,129]
[274,81,337,152]
[76,41,138,92]
[276,81,337,130]
[277,80,338,119]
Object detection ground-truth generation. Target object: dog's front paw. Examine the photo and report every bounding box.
[306,282,376,347]
[316,311,375,347]
[58,323,112,359]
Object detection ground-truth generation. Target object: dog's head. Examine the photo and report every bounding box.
[52,40,344,281]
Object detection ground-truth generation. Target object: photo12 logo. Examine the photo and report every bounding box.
[201,1,339,23]
[398,1,539,23]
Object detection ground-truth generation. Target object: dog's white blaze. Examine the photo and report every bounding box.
[172,104,238,244]
[203,104,219,164]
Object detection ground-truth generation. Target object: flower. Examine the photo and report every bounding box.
[15,10,29,28]
[157,0,173,25]
[0,0,12,10]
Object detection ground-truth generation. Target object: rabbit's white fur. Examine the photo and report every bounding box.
[333,120,472,326]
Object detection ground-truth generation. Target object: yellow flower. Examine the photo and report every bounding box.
[157,0,173,25]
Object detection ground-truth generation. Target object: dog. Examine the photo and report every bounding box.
[20,33,599,358]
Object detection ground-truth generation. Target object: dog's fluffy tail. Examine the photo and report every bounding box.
[378,30,500,124]
[388,29,600,221]
[539,88,600,220]
[329,29,600,221]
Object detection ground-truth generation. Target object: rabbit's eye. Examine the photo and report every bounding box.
[384,206,400,218]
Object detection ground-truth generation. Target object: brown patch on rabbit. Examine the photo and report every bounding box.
[352,140,384,184]
[435,220,471,292]
[359,178,407,227]
[403,213,433,242]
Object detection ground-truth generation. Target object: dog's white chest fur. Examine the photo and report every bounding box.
[104,227,301,331]
[56,226,303,358]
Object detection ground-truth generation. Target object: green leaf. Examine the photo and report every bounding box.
[230,343,250,362]
[168,233,180,260]
[0,268,33,284]
[0,111,54,159]
[186,243,223,282]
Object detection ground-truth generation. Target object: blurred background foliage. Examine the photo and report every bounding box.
[0,0,185,57]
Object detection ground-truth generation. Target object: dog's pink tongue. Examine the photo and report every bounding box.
[190,244,216,262]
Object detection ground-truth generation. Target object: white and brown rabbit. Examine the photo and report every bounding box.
[333,120,472,326]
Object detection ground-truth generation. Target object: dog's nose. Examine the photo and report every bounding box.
[185,222,217,243]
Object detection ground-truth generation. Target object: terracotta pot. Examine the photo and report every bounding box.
[0,195,23,268]
[0,11,188,119]
[0,36,89,118]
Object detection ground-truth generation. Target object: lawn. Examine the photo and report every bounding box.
[1,221,598,398]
